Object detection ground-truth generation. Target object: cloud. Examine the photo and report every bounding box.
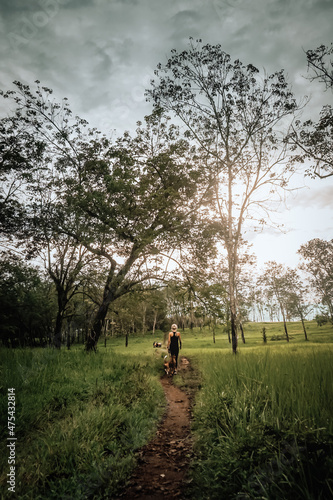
[291,184,333,210]
[1,0,331,126]
[0,0,331,138]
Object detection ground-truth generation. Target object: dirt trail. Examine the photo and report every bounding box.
[118,356,192,499]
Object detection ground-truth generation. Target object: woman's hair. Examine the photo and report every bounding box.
[171,324,177,330]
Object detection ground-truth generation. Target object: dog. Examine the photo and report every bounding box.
[164,354,176,376]
[153,341,162,348]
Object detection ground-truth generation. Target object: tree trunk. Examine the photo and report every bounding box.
[301,317,308,341]
[152,310,157,335]
[66,324,71,350]
[86,301,109,351]
[227,167,238,354]
[240,322,246,344]
[258,305,264,322]
[228,255,238,353]
[53,286,69,349]
[275,286,289,342]
[299,310,308,341]
[104,319,108,348]
[262,327,267,343]
[142,304,147,335]
[86,248,140,351]
[281,308,289,342]
[189,290,194,330]
[328,301,333,324]
[54,312,63,349]
[230,309,238,353]
[283,319,289,342]
[225,309,231,343]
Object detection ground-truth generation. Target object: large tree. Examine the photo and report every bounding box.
[1,84,101,348]
[43,237,95,348]
[258,262,293,342]
[0,252,56,347]
[298,238,333,323]
[64,116,212,350]
[1,82,211,350]
[147,39,299,352]
[22,182,99,348]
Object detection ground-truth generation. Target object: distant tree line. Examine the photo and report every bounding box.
[0,237,332,348]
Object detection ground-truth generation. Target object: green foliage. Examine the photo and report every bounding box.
[1,81,214,350]
[316,314,329,327]
[288,43,333,179]
[0,348,165,499]
[299,239,333,322]
[111,288,167,335]
[0,253,56,347]
[262,326,267,343]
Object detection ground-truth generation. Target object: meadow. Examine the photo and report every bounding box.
[0,347,165,499]
[0,320,332,499]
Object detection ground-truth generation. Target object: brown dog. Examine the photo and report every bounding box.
[164,354,176,376]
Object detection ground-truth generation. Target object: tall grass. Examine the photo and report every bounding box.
[187,346,333,499]
[0,347,165,499]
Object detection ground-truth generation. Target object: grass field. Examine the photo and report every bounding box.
[1,320,332,499]
[175,320,333,499]
[0,348,165,499]
[179,347,333,499]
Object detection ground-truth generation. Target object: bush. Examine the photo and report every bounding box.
[315,314,329,327]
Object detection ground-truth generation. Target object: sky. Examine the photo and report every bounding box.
[0,0,332,270]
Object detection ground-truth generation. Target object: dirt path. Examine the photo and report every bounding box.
[118,356,192,499]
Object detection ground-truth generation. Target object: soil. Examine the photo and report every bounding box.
[117,356,193,499]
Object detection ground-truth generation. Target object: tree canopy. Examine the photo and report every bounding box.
[0,82,214,349]
[288,43,333,179]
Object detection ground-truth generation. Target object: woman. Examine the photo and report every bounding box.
[167,324,182,374]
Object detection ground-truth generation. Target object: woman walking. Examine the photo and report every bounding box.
[167,324,182,374]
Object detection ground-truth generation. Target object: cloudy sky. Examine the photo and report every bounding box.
[1,0,332,269]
